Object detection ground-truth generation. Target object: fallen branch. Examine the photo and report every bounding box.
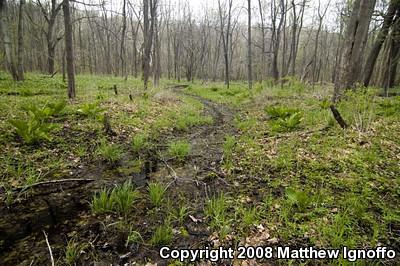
[330,104,348,129]
[14,178,95,192]
[43,230,55,266]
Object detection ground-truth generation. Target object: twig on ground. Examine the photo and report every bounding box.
[43,230,54,266]
[15,178,95,193]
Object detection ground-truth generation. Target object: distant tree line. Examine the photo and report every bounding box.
[0,0,399,98]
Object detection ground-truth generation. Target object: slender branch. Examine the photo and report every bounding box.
[43,230,55,266]
[15,178,95,192]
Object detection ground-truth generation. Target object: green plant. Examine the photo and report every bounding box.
[167,140,190,161]
[8,100,64,144]
[110,182,140,215]
[77,102,104,118]
[24,168,42,186]
[125,227,143,247]
[65,239,81,265]
[204,193,232,238]
[22,100,66,120]
[96,139,123,163]
[270,112,303,132]
[265,106,299,119]
[285,187,312,212]
[91,189,113,214]
[277,112,303,130]
[131,133,149,153]
[378,97,400,116]
[151,223,173,246]
[175,110,213,131]
[174,205,191,224]
[9,116,56,144]
[205,193,229,219]
[322,213,353,248]
[4,189,14,206]
[240,206,259,228]
[148,181,166,207]
[91,182,139,216]
[348,91,375,132]
[319,98,331,110]
[222,135,236,172]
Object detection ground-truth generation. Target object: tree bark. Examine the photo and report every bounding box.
[142,0,156,90]
[16,0,25,81]
[153,4,161,87]
[363,0,399,87]
[120,0,127,79]
[63,0,76,99]
[218,0,233,88]
[247,0,252,90]
[333,0,376,102]
[378,16,400,90]
[0,0,18,81]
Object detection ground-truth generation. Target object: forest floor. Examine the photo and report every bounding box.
[0,73,399,265]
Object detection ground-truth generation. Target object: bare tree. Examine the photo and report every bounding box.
[0,0,19,80]
[247,0,252,90]
[218,0,233,88]
[333,0,376,102]
[363,0,400,87]
[270,0,286,80]
[142,0,157,89]
[63,0,75,98]
[311,0,330,88]
[120,0,127,79]
[153,2,161,86]
[257,0,267,80]
[288,0,306,76]
[16,0,25,80]
[377,15,400,91]
[35,0,63,75]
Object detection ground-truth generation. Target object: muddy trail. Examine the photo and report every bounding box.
[0,86,236,265]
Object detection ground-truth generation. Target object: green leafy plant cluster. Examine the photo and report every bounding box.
[151,222,173,246]
[275,112,303,132]
[222,135,236,172]
[265,105,303,132]
[96,139,123,163]
[22,100,66,119]
[264,105,299,119]
[285,187,312,212]
[77,102,104,118]
[65,239,82,265]
[148,181,167,207]
[204,193,232,238]
[378,97,400,117]
[126,227,143,247]
[175,110,213,131]
[8,101,65,144]
[167,140,190,161]
[9,118,56,144]
[91,181,139,216]
[131,133,149,153]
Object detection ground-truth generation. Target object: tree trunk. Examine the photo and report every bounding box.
[257,0,266,80]
[16,0,25,81]
[0,0,18,81]
[333,0,376,102]
[247,0,252,90]
[142,0,155,90]
[363,0,399,87]
[153,6,161,87]
[378,17,400,90]
[63,0,76,99]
